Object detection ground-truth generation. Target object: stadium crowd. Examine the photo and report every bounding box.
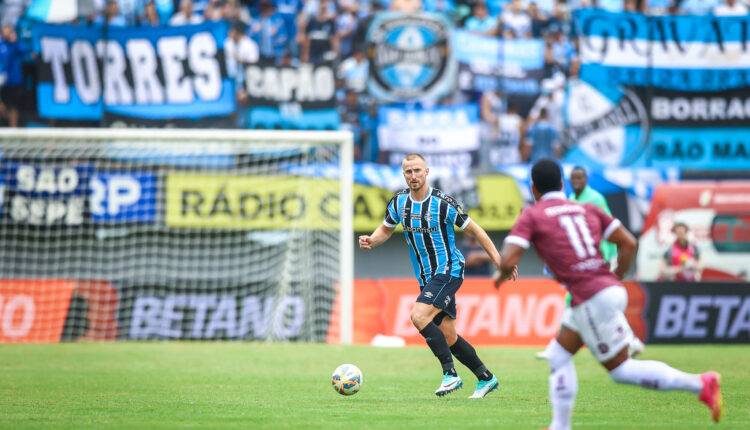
[0,0,748,161]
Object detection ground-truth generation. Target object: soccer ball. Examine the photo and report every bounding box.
[331,363,363,396]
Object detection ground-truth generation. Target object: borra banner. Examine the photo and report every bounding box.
[564,11,750,170]
[33,22,234,121]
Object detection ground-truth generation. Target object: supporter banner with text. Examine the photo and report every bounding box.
[33,22,233,121]
[565,10,750,169]
[453,30,544,95]
[244,62,339,130]
[377,104,480,170]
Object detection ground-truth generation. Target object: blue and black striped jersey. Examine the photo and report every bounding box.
[383,187,471,286]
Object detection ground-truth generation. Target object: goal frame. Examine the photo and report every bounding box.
[0,127,355,345]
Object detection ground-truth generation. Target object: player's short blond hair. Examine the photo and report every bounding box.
[402,153,426,163]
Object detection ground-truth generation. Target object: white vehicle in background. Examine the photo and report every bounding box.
[637,182,750,282]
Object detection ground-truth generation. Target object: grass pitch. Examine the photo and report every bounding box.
[0,343,748,429]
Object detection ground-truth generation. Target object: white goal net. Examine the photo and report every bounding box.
[0,128,353,344]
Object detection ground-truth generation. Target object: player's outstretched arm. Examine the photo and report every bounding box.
[463,220,501,268]
[495,242,523,289]
[358,224,394,250]
[608,225,638,280]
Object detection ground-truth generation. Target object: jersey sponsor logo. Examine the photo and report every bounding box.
[403,225,440,234]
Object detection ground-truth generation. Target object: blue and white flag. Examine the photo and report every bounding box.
[566,10,750,170]
[33,22,234,121]
[575,10,750,91]
[452,30,544,95]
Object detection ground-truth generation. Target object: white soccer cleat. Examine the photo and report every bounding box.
[469,375,499,399]
[435,373,463,397]
[628,337,645,358]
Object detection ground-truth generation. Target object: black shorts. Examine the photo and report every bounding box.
[416,274,462,326]
[0,85,24,109]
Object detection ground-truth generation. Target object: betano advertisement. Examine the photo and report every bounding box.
[328,279,748,346]
[165,173,523,231]
[0,280,76,343]
[2,278,747,344]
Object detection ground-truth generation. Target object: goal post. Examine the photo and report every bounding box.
[0,128,354,344]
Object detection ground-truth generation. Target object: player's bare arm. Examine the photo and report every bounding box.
[463,220,501,268]
[606,225,637,280]
[358,224,394,250]
[495,243,522,288]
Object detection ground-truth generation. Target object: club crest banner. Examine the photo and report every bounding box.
[366,12,456,102]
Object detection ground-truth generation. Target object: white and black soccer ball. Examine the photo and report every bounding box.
[331,364,363,396]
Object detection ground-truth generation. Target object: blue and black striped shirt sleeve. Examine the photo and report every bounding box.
[383,196,400,227]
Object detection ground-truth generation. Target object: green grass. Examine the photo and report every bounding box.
[0,343,748,429]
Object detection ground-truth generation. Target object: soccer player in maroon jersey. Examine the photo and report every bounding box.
[496,160,722,429]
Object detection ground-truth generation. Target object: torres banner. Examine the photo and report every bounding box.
[366,12,456,102]
[565,10,750,169]
[244,62,339,130]
[377,104,480,169]
[33,22,233,121]
[453,30,544,95]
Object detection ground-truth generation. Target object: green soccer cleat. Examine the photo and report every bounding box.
[435,373,463,397]
[469,375,499,399]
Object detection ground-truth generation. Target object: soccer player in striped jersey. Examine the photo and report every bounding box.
[359,153,516,398]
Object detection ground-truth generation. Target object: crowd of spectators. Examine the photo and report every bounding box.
[0,0,748,158]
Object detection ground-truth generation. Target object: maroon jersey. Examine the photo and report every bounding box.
[505,191,622,306]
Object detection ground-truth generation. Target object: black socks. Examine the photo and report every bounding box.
[419,322,456,376]
[450,335,493,381]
